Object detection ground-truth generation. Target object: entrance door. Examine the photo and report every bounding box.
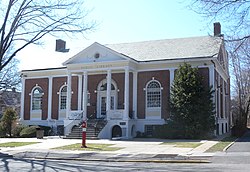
[99,95,115,118]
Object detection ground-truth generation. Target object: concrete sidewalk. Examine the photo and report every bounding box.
[0,137,222,163]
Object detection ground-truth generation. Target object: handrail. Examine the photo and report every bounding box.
[64,111,83,135]
[65,111,83,127]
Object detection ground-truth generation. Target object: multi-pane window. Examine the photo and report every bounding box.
[32,87,43,110]
[60,86,67,110]
[146,81,161,108]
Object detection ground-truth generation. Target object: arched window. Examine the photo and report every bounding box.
[60,86,67,110]
[32,87,43,110]
[146,80,161,108]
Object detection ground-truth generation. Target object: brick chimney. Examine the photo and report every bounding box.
[214,22,221,36]
[55,39,69,52]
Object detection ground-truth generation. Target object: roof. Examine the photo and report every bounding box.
[105,36,223,62]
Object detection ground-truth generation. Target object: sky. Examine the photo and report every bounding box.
[16,0,217,71]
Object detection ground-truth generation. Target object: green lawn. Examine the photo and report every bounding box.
[53,143,122,151]
[206,137,237,152]
[0,142,39,147]
[161,142,202,148]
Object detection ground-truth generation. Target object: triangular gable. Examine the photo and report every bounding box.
[63,42,134,66]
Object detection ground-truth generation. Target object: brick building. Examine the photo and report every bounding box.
[20,23,231,139]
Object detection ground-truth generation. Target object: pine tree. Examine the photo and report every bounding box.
[1,108,17,137]
[170,63,215,139]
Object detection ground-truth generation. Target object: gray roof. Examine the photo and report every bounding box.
[105,36,223,62]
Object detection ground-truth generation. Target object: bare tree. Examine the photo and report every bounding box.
[229,39,250,133]
[189,0,250,42]
[0,0,95,72]
[0,58,21,90]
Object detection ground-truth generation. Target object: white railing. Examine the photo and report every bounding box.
[109,110,124,120]
[68,110,83,120]
[64,111,83,135]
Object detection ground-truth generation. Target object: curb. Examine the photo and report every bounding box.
[14,155,211,163]
[223,138,239,152]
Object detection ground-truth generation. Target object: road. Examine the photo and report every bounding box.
[1,130,250,171]
[1,157,250,172]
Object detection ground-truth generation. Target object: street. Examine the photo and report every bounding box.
[1,130,250,171]
[1,157,250,172]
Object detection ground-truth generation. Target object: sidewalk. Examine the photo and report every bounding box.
[0,136,225,163]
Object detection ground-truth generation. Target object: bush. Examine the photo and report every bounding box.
[153,123,183,139]
[20,126,37,138]
[12,125,27,137]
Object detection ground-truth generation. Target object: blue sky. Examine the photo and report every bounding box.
[17,0,217,70]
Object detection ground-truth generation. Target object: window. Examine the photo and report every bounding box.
[32,87,43,110]
[60,86,67,110]
[146,80,161,108]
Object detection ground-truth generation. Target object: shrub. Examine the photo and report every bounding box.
[20,126,37,138]
[12,125,27,137]
[153,123,183,139]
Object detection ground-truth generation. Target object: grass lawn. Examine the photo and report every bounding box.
[161,142,202,148]
[206,137,237,152]
[0,142,39,147]
[53,143,122,151]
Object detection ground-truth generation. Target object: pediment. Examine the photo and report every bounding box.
[63,42,129,65]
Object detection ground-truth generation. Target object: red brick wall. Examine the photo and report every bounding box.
[71,76,78,111]
[137,70,170,119]
[24,78,48,120]
[51,77,67,119]
[87,74,106,118]
[198,67,209,87]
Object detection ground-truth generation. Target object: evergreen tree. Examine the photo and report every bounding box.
[1,108,17,137]
[170,63,215,139]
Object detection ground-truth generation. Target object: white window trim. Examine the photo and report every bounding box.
[145,79,162,109]
[29,85,44,112]
[58,84,67,111]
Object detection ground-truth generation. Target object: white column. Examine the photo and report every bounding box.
[209,65,215,90]
[132,71,138,119]
[169,68,175,87]
[82,71,88,120]
[20,77,26,120]
[47,76,53,120]
[78,75,83,111]
[124,67,129,120]
[66,72,72,119]
[106,70,112,119]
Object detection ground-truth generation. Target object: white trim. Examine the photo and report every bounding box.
[169,68,176,87]
[66,72,72,119]
[47,76,53,120]
[83,71,88,120]
[124,67,129,120]
[96,79,118,119]
[132,71,138,119]
[106,70,112,118]
[145,79,162,119]
[78,74,83,111]
[58,84,67,114]
[20,78,25,120]
[29,85,43,120]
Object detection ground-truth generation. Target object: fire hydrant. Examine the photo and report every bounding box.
[81,121,87,148]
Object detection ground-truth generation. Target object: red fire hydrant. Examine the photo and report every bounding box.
[81,121,87,148]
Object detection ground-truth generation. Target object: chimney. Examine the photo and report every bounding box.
[214,22,221,36]
[55,39,69,53]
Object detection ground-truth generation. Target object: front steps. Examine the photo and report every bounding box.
[65,119,107,139]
